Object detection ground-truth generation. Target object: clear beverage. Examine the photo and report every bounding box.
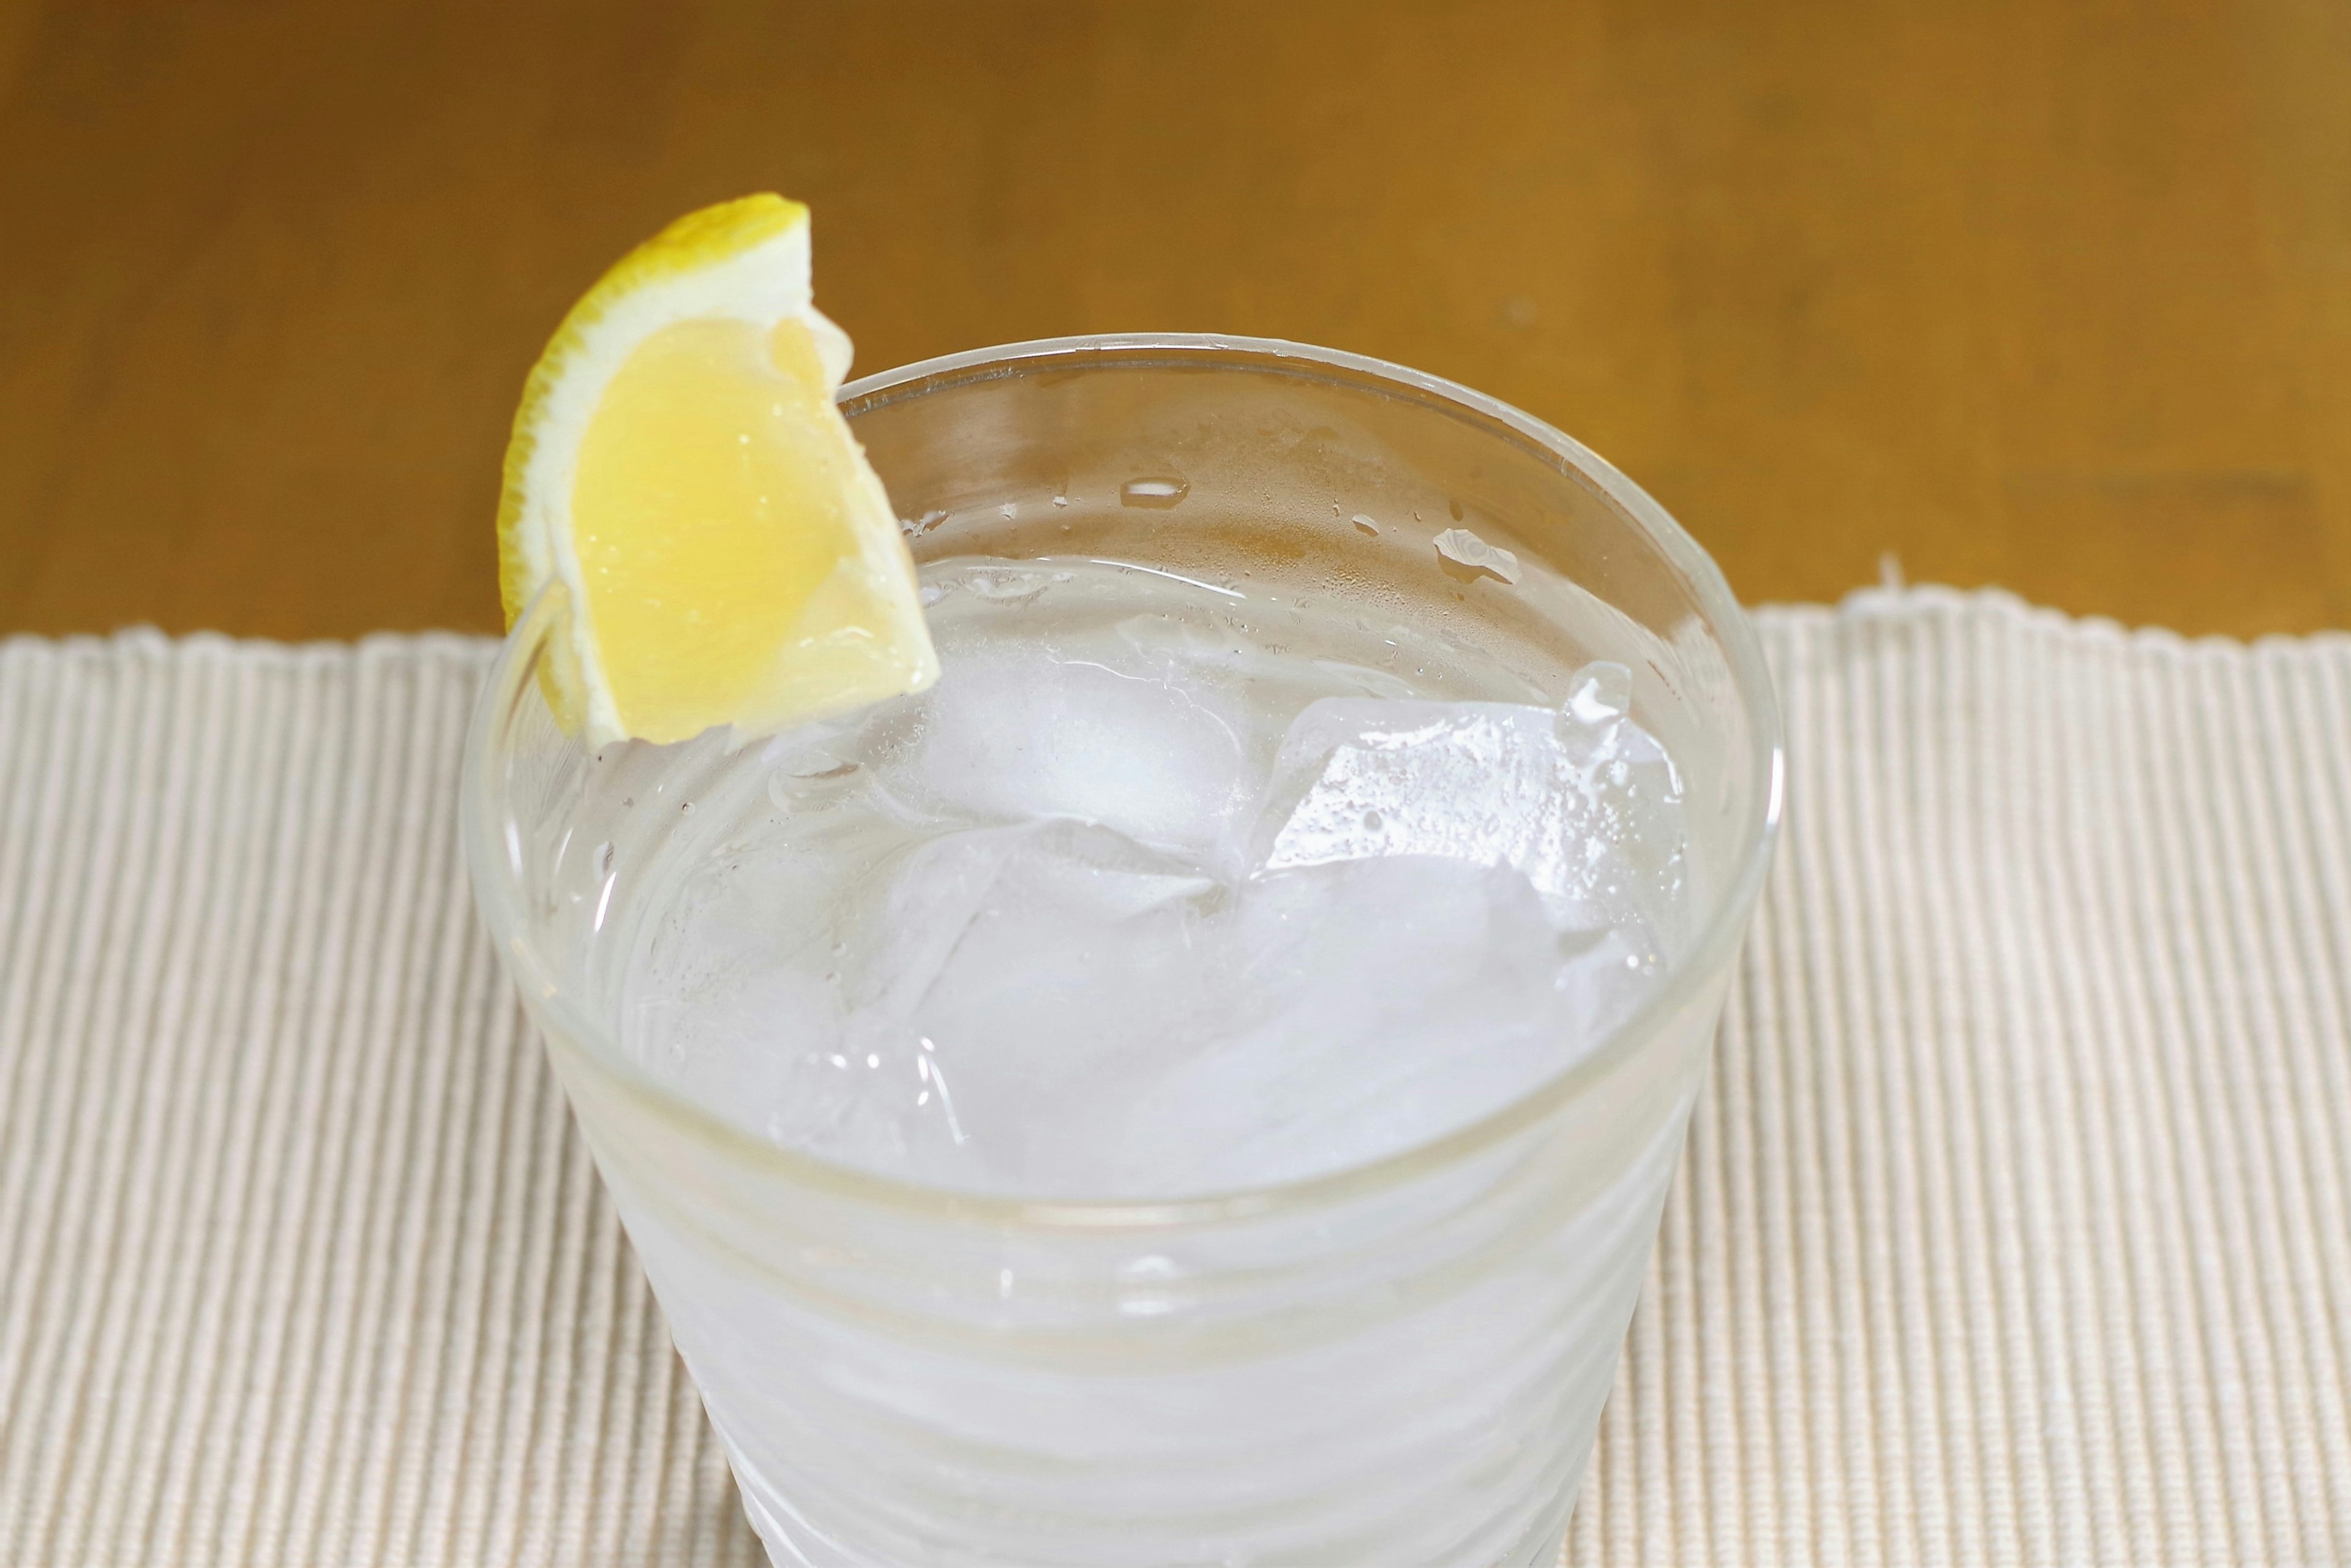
[620,555,1693,1199]
[464,337,1782,1567]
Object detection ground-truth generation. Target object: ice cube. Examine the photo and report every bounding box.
[628,806,1681,1198]
[1107,855,1578,1191]
[802,822,1629,1198]
[864,642,1253,859]
[626,820,1199,1184]
[879,823,1222,1183]
[1252,700,1564,883]
[1250,664,1687,940]
[842,824,1048,1022]
[849,820,1215,1022]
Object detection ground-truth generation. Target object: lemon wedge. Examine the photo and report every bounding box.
[496,194,939,747]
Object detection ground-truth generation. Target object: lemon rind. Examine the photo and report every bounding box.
[495,194,876,746]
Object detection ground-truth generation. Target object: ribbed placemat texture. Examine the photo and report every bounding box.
[2,591,2347,1566]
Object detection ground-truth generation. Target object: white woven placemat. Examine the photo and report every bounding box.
[2,590,2347,1567]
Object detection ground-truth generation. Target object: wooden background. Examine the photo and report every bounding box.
[2,0,2347,641]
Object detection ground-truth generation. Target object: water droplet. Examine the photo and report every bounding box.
[1433,527,1521,585]
[1120,476,1190,509]
[1351,512,1379,536]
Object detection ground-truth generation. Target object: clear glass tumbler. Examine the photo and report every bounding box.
[462,336,1783,1567]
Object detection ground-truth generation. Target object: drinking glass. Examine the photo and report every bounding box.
[462,335,1783,1567]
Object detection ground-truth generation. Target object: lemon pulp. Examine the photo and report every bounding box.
[572,316,923,745]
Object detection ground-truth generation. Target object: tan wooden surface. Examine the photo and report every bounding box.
[2,0,2347,641]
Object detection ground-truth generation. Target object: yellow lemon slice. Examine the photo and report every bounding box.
[497,194,938,747]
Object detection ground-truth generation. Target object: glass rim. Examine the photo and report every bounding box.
[461,332,1787,1233]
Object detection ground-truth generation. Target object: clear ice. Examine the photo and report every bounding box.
[618,558,1691,1199]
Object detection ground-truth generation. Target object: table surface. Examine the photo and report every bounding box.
[3,0,2347,643]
